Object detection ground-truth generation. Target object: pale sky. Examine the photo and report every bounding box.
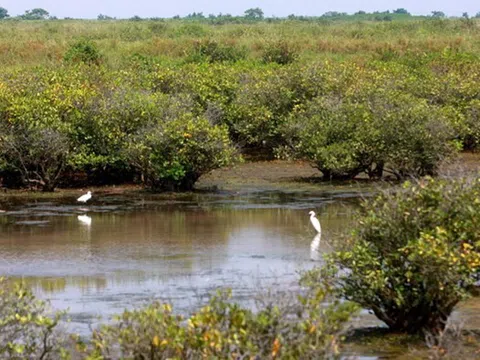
[0,0,477,19]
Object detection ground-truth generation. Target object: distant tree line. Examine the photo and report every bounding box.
[0,7,51,20]
[1,6,480,21]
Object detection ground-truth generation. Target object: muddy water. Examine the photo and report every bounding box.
[1,187,479,359]
[0,190,360,335]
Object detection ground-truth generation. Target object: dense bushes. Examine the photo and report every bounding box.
[312,177,480,334]
[0,278,357,359]
[87,288,356,359]
[261,40,298,65]
[0,66,238,191]
[125,115,236,191]
[1,20,480,190]
[63,40,102,65]
[283,91,458,179]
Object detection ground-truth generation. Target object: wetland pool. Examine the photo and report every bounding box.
[0,186,478,358]
[0,189,359,334]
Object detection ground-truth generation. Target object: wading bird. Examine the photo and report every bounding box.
[77,191,92,203]
[308,210,321,235]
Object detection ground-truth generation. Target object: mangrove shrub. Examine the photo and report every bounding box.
[0,275,357,359]
[327,177,480,334]
[188,39,247,63]
[283,92,457,179]
[0,123,70,191]
[0,278,68,359]
[63,40,102,65]
[87,287,357,359]
[261,40,298,65]
[125,115,237,191]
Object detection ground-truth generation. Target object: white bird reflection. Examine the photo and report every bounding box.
[310,233,322,261]
[77,214,92,226]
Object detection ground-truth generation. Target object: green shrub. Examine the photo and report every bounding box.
[67,87,169,180]
[226,68,298,150]
[463,100,480,150]
[281,95,368,179]
[0,277,68,359]
[323,177,480,334]
[63,40,102,65]
[362,92,458,179]
[188,39,247,63]
[87,286,357,359]
[125,115,237,191]
[0,123,70,191]
[174,64,240,110]
[261,40,298,65]
[282,91,457,180]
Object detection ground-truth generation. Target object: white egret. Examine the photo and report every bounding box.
[77,191,92,203]
[77,214,92,226]
[308,210,321,234]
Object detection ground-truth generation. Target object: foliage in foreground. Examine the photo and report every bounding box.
[0,276,357,359]
[86,287,357,359]
[0,277,68,359]
[306,177,480,334]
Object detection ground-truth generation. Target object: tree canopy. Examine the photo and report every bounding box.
[244,7,264,20]
[393,8,410,15]
[0,7,9,19]
[431,10,446,18]
[22,8,50,20]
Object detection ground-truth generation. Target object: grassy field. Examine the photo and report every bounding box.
[0,18,479,68]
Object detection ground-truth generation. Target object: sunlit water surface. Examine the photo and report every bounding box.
[0,189,478,359]
[0,190,359,333]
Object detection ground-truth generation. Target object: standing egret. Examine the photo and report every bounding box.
[77,191,92,203]
[308,210,321,235]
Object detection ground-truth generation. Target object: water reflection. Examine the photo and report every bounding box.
[0,192,358,334]
[310,233,322,261]
[77,214,92,226]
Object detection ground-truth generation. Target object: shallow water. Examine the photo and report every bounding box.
[1,188,479,359]
[0,189,359,335]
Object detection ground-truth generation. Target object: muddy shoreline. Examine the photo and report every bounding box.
[1,153,479,199]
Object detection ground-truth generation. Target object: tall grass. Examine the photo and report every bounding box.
[0,18,478,68]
